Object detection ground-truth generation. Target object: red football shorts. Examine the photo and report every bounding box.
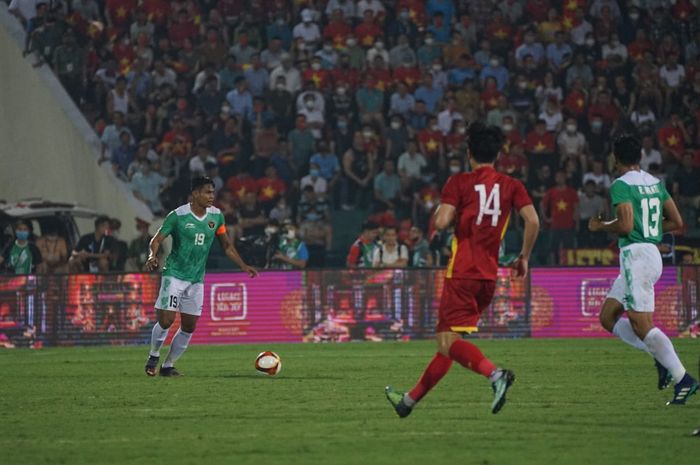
[437,278,496,333]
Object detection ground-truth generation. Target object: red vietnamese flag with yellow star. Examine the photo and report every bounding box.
[398,0,426,27]
[542,186,578,230]
[564,89,588,116]
[106,0,137,30]
[141,0,169,26]
[392,66,421,89]
[256,177,287,202]
[303,69,331,90]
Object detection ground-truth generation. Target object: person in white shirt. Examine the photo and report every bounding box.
[538,100,563,133]
[372,226,408,268]
[557,118,586,160]
[269,54,302,93]
[630,101,656,130]
[366,40,389,66]
[659,54,686,116]
[601,34,627,61]
[300,163,328,195]
[188,143,217,176]
[570,9,592,46]
[397,141,427,184]
[582,160,611,194]
[639,136,662,171]
[292,10,321,49]
[437,98,464,135]
[356,0,385,19]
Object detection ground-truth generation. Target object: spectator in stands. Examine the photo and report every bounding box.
[672,153,700,217]
[557,118,587,166]
[111,130,136,181]
[374,159,405,214]
[69,216,114,273]
[640,135,663,171]
[578,180,609,248]
[131,160,167,215]
[541,171,579,264]
[288,114,315,172]
[300,162,328,196]
[272,222,309,270]
[372,226,408,268]
[658,113,691,163]
[299,190,332,268]
[346,220,380,268]
[52,31,85,102]
[269,196,292,224]
[189,142,217,177]
[237,191,267,238]
[398,140,427,187]
[257,165,287,213]
[310,140,341,191]
[0,220,42,275]
[341,131,376,210]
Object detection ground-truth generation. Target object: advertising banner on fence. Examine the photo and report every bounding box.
[192,272,304,344]
[530,268,681,338]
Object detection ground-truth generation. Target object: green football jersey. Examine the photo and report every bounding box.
[158,204,225,283]
[610,170,670,248]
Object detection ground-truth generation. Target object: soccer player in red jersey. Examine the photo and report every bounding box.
[386,123,540,416]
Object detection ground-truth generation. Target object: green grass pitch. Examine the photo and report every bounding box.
[1,339,698,465]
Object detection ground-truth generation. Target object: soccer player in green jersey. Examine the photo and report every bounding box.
[589,135,698,405]
[144,176,258,376]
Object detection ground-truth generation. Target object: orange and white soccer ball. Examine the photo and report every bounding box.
[255,351,282,376]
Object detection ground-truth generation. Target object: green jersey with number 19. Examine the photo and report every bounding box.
[158,204,226,283]
[609,170,670,248]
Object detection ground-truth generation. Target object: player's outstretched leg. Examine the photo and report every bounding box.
[145,311,173,376]
[441,334,515,414]
[160,328,192,376]
[385,353,453,418]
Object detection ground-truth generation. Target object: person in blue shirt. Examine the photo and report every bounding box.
[427,12,450,44]
[546,31,573,73]
[427,0,456,26]
[515,30,545,66]
[272,222,309,270]
[226,76,253,120]
[479,56,509,91]
[448,54,477,87]
[309,140,341,184]
[417,34,443,68]
[266,13,292,50]
[473,39,492,69]
[414,74,443,114]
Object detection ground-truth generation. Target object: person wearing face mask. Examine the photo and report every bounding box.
[557,118,586,162]
[315,41,339,69]
[272,222,309,269]
[387,8,418,44]
[269,53,301,93]
[0,221,42,275]
[69,216,115,273]
[292,10,321,50]
[570,8,593,46]
[366,37,390,65]
[418,115,446,173]
[385,114,410,159]
[389,34,417,69]
[417,33,441,69]
[479,55,509,91]
[301,162,329,196]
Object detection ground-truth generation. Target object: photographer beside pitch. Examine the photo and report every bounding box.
[589,135,697,405]
[144,176,257,377]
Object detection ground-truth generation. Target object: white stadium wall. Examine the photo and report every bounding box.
[0,7,153,240]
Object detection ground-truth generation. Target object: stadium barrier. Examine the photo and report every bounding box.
[0,267,697,347]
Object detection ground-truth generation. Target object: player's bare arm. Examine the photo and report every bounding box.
[433,203,456,230]
[514,205,540,278]
[217,231,258,277]
[588,202,634,235]
[661,198,684,234]
[145,231,167,271]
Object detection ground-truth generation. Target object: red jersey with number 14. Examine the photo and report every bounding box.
[441,166,532,281]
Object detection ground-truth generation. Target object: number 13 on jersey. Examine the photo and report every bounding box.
[474,184,502,226]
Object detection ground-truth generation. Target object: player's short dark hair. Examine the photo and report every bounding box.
[94,215,111,229]
[467,122,504,163]
[191,176,215,192]
[614,135,642,166]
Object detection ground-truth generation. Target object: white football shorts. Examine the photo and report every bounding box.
[606,242,662,312]
[155,276,204,316]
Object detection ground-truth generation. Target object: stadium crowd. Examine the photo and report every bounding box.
[3,0,700,272]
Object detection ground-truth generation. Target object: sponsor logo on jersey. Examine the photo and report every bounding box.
[208,221,215,229]
[185,223,195,229]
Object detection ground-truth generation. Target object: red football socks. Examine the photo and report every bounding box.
[448,339,496,378]
[408,353,453,402]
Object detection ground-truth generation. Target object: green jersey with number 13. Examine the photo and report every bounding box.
[158,204,226,283]
[609,170,670,248]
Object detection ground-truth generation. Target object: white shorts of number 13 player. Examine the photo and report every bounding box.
[606,242,662,313]
[156,276,205,316]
